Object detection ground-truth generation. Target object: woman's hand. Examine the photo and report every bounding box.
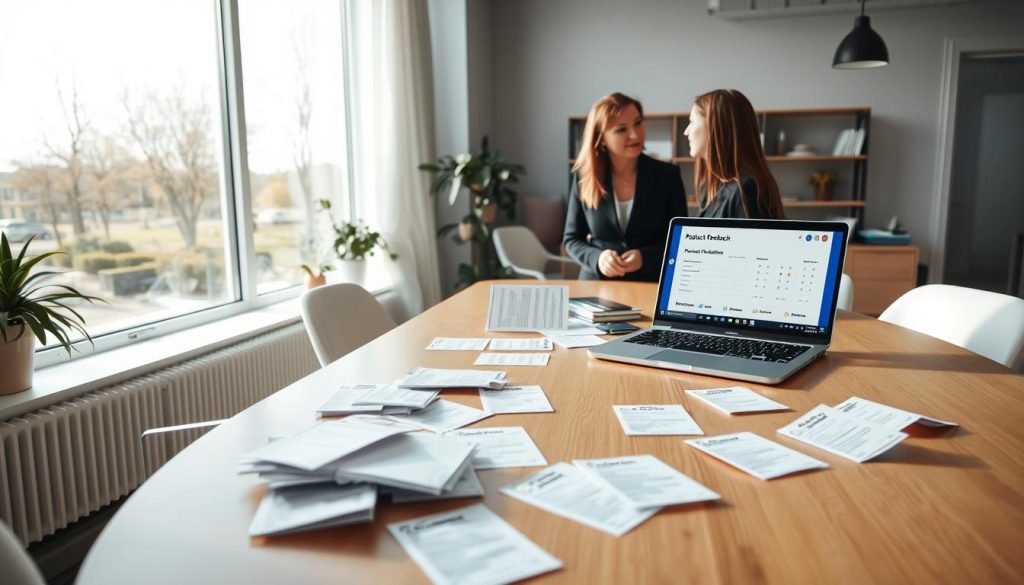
[598,250,627,278]
[621,249,643,273]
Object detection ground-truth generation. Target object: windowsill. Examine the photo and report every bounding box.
[0,283,393,421]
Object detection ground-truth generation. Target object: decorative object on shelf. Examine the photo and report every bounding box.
[419,136,526,289]
[316,199,396,285]
[299,264,332,289]
[832,0,889,69]
[0,233,104,395]
[810,171,839,200]
[787,144,817,158]
[776,129,786,156]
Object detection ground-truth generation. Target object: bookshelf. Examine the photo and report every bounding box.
[568,107,871,221]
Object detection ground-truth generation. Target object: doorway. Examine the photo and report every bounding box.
[942,54,1024,296]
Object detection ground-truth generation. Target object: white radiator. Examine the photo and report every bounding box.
[0,322,318,546]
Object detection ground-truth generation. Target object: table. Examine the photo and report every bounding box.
[78,281,1024,584]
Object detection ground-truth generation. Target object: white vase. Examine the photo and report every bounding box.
[0,324,35,395]
[333,259,367,285]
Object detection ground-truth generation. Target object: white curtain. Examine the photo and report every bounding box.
[346,0,442,319]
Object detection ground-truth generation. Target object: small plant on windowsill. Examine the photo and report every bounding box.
[317,199,396,285]
[0,233,104,395]
[299,263,333,289]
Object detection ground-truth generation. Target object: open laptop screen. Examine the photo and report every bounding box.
[655,219,848,340]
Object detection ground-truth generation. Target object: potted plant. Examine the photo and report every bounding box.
[0,234,104,395]
[317,199,396,284]
[299,263,333,289]
[419,136,525,289]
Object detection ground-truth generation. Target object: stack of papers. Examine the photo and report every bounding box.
[397,367,508,390]
[239,416,480,535]
[777,404,908,463]
[686,432,829,480]
[316,384,412,416]
[387,399,491,433]
[388,504,562,585]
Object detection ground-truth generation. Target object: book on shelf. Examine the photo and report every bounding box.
[568,297,642,322]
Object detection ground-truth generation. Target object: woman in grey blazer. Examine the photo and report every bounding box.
[563,93,688,281]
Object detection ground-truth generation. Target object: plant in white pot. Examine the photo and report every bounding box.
[317,199,396,284]
[0,233,103,395]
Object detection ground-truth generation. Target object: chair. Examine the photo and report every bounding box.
[0,520,45,585]
[493,226,574,280]
[300,283,396,367]
[837,273,854,311]
[879,284,1024,369]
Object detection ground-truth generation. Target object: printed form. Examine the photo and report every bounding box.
[446,427,548,469]
[388,503,562,585]
[574,455,720,509]
[686,387,789,414]
[426,337,491,351]
[478,385,554,414]
[486,284,569,332]
[488,338,553,351]
[778,405,908,463]
[833,396,958,429]
[686,432,829,480]
[474,353,550,367]
[389,399,491,433]
[613,405,704,436]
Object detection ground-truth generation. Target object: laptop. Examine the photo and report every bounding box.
[588,217,849,384]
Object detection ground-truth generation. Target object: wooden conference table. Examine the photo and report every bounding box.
[78,281,1024,584]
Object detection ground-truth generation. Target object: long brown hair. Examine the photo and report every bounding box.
[572,92,644,209]
[693,89,784,219]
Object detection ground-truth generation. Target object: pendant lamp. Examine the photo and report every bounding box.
[832,0,889,69]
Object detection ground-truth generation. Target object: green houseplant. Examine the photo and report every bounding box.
[317,199,396,284]
[419,136,525,289]
[0,233,103,394]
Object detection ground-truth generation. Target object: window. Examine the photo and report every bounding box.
[0,0,351,367]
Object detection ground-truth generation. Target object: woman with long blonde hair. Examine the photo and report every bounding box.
[563,92,688,281]
[684,89,785,219]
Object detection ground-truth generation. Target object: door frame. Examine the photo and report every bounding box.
[929,33,1024,283]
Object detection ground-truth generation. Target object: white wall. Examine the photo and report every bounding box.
[479,0,1024,269]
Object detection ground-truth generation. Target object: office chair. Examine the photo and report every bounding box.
[879,284,1024,369]
[837,273,854,311]
[300,283,396,366]
[493,226,574,280]
[0,520,45,585]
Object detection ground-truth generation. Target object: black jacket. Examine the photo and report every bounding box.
[697,176,770,219]
[563,154,688,281]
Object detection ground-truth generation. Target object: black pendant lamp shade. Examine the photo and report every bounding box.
[832,1,889,69]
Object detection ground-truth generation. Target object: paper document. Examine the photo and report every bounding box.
[352,384,439,409]
[474,353,550,367]
[487,338,553,351]
[778,405,908,463]
[501,462,659,537]
[446,426,548,469]
[539,318,605,337]
[390,468,485,503]
[686,432,828,480]
[242,416,414,471]
[574,455,720,510]
[613,405,704,436]
[248,483,377,537]
[833,396,958,429]
[686,387,789,414]
[486,284,569,332]
[316,385,388,416]
[333,433,475,495]
[478,385,554,414]
[388,503,562,585]
[389,399,491,433]
[397,367,508,390]
[426,337,490,351]
[545,334,607,349]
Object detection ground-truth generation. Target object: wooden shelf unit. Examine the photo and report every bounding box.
[568,107,872,220]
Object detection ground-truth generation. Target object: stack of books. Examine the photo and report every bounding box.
[569,297,642,323]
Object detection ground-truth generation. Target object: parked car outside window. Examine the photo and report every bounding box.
[0,219,53,242]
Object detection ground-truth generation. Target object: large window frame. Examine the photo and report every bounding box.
[33,0,345,369]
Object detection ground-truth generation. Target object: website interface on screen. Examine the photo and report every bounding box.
[657,224,843,335]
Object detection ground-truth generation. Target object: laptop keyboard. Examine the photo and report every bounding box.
[626,330,811,363]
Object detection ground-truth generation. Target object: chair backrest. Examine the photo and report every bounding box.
[837,273,854,311]
[493,226,551,277]
[300,283,396,367]
[879,284,1024,369]
[0,520,45,585]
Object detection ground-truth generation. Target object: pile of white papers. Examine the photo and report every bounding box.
[686,432,829,480]
[388,504,562,585]
[486,284,569,332]
[239,416,480,536]
[387,399,491,433]
[777,404,908,463]
[545,333,607,349]
[397,367,508,390]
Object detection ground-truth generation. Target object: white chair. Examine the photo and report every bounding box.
[837,273,854,311]
[493,226,574,280]
[0,520,45,585]
[879,284,1024,369]
[300,283,396,367]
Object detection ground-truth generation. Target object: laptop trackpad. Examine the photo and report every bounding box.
[649,349,729,370]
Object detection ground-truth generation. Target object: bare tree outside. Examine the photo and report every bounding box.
[85,136,135,242]
[122,86,217,249]
[12,161,66,248]
[43,83,90,237]
[291,27,317,259]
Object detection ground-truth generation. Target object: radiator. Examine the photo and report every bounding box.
[0,322,319,546]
